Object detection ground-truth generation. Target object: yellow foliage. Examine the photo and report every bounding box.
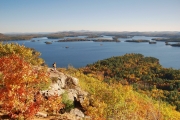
[42,95,64,115]
[65,69,180,120]
[0,42,44,65]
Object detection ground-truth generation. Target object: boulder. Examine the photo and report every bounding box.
[70,108,85,118]
[41,81,65,96]
[71,77,79,86]
[50,82,60,90]
[36,112,48,118]
[67,89,78,101]
[58,74,67,88]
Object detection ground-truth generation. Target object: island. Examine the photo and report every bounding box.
[56,38,120,42]
[57,38,91,42]
[170,43,180,47]
[44,41,52,44]
[31,40,36,42]
[93,39,120,42]
[165,42,171,45]
[152,38,180,42]
[149,41,156,44]
[125,39,150,43]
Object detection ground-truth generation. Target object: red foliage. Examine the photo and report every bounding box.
[0,55,49,119]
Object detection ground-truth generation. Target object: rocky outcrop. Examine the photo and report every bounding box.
[40,68,88,119]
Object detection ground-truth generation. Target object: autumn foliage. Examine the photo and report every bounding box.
[0,42,44,65]
[83,53,180,111]
[0,55,49,119]
[65,66,180,120]
[1,43,180,119]
[0,43,66,119]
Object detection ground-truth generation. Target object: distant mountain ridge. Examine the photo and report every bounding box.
[1,31,180,41]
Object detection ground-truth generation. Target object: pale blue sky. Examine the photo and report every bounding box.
[0,0,180,33]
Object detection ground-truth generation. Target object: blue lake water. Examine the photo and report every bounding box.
[4,36,180,69]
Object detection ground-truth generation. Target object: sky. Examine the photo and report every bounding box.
[0,0,180,33]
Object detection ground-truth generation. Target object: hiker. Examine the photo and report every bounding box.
[53,62,56,71]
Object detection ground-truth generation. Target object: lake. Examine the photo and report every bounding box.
[4,36,180,69]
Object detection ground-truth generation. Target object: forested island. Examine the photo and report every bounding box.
[125,39,150,42]
[44,41,52,44]
[171,43,180,47]
[57,38,120,42]
[125,39,157,44]
[152,38,180,42]
[149,41,157,44]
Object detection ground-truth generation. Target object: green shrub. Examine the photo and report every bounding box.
[61,91,74,112]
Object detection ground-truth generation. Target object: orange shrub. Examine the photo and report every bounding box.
[0,55,49,119]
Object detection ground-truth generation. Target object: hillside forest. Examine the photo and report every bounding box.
[82,53,180,111]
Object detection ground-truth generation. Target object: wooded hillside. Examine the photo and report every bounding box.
[82,53,180,111]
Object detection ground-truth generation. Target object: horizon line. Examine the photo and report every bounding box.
[2,30,180,34]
